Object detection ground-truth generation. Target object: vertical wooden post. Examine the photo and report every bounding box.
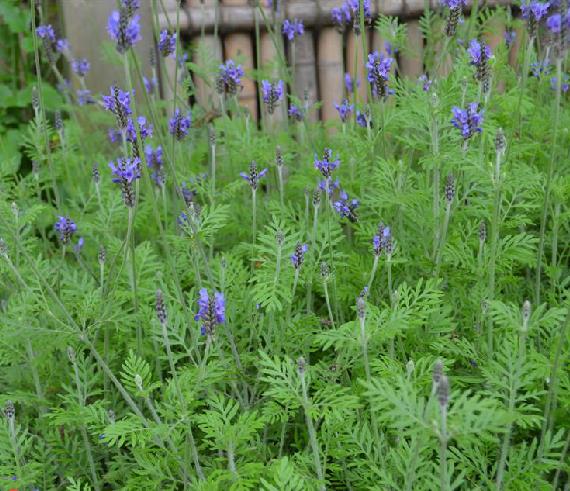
[60,0,155,95]
[225,33,258,120]
[188,0,222,109]
[261,31,288,122]
[399,20,424,78]
[318,27,345,121]
[289,30,319,120]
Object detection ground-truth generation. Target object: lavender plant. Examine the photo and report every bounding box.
[0,1,568,490]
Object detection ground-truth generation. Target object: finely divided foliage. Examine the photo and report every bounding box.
[0,0,569,489]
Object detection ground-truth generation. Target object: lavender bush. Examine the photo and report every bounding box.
[0,1,569,490]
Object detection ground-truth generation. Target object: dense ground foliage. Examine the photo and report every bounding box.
[0,0,569,489]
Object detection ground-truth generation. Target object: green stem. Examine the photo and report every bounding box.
[534,58,562,305]
[300,369,326,489]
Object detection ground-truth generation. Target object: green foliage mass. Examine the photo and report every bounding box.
[0,2,569,490]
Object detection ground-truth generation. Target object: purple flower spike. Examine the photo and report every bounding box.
[419,74,432,92]
[551,75,570,92]
[440,0,466,8]
[504,30,516,47]
[282,19,304,41]
[366,51,394,98]
[158,30,177,57]
[126,116,153,142]
[451,102,484,140]
[546,13,562,33]
[288,104,304,121]
[217,60,244,96]
[72,58,90,77]
[356,110,369,127]
[36,25,56,42]
[347,0,372,33]
[107,8,141,54]
[143,76,158,95]
[467,39,491,66]
[331,4,351,31]
[334,190,359,222]
[335,99,354,122]
[290,243,308,269]
[73,237,85,255]
[169,109,192,140]
[54,216,77,245]
[102,86,132,129]
[77,89,94,106]
[373,223,392,255]
[261,80,284,114]
[195,288,225,336]
[345,73,360,94]
[145,145,165,186]
[521,1,550,22]
[109,157,141,207]
[314,148,340,181]
[240,161,268,190]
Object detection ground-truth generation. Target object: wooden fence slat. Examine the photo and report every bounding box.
[225,32,258,120]
[261,32,288,122]
[399,19,424,78]
[290,30,319,121]
[192,34,223,109]
[318,27,344,121]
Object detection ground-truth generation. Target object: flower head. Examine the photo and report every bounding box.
[168,109,192,140]
[261,80,284,114]
[531,59,551,77]
[504,30,516,47]
[102,85,132,128]
[143,75,158,94]
[282,19,304,41]
[314,148,340,181]
[195,288,225,336]
[373,223,392,255]
[126,116,153,142]
[467,39,492,65]
[331,4,351,31]
[77,89,94,106]
[54,216,77,245]
[36,25,56,42]
[109,157,141,207]
[290,243,308,269]
[107,8,141,54]
[346,0,372,33]
[345,73,360,94]
[288,104,304,121]
[217,60,244,96]
[72,58,90,77]
[366,51,394,98]
[419,74,432,92]
[551,75,570,92]
[451,102,484,140]
[158,30,177,57]
[145,145,165,186]
[521,1,550,21]
[335,99,354,122]
[240,161,268,190]
[356,110,369,127]
[334,190,359,222]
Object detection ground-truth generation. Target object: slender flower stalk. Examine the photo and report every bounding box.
[437,374,450,491]
[297,358,326,490]
[487,129,506,353]
[156,289,204,480]
[495,301,530,489]
[240,161,268,257]
[434,175,455,277]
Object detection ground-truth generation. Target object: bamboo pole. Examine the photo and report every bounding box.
[261,31,287,123]
[318,27,345,121]
[290,29,319,121]
[399,20,424,79]
[224,32,258,120]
